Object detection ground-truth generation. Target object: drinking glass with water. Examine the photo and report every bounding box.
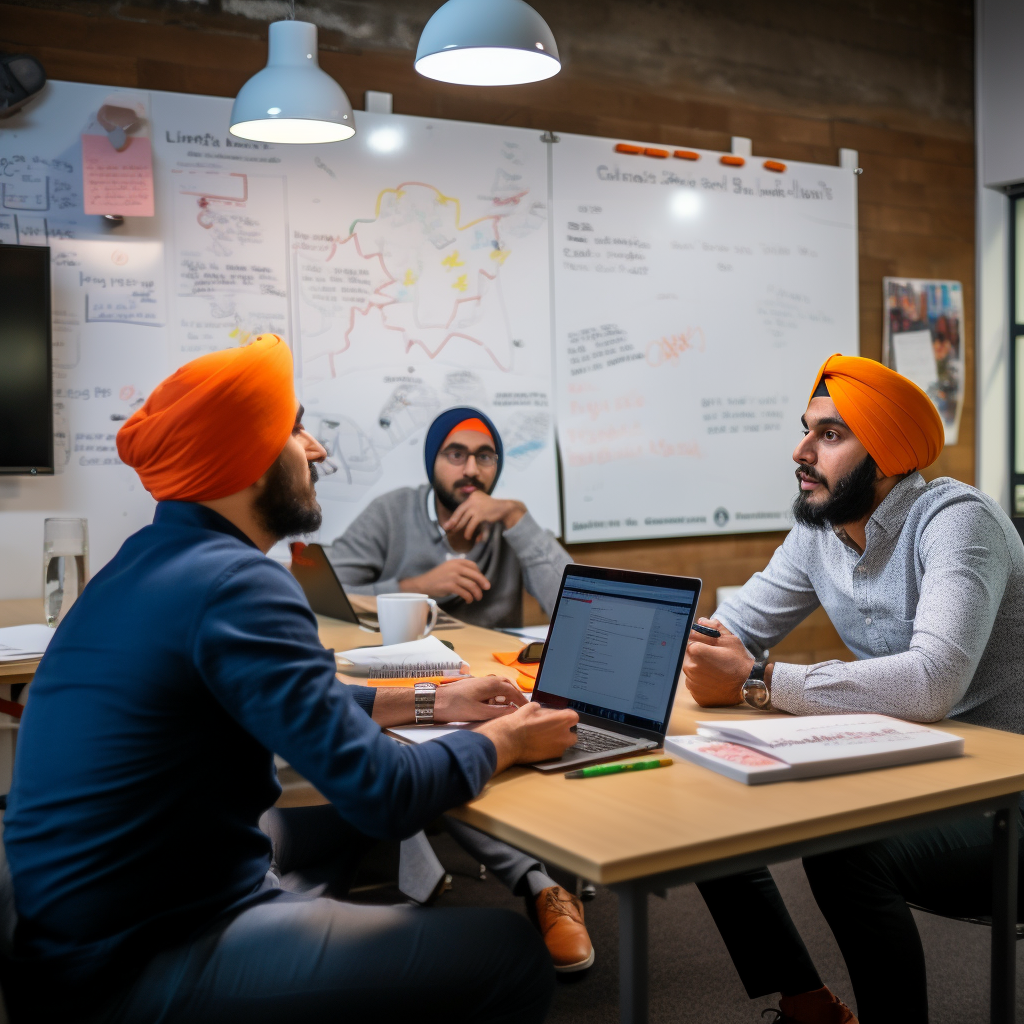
[43,518,89,627]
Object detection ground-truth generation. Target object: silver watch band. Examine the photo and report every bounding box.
[414,682,437,725]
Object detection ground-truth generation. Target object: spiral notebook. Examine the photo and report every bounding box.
[336,636,469,680]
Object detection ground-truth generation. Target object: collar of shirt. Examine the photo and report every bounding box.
[153,500,259,549]
[830,471,927,556]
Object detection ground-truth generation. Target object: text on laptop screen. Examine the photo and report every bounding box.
[539,575,697,733]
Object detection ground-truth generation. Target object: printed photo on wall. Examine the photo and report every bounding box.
[883,277,963,445]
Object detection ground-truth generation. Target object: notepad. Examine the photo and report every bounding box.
[666,714,964,785]
[0,624,56,662]
[336,635,469,679]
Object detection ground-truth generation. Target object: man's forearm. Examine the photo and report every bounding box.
[370,687,415,727]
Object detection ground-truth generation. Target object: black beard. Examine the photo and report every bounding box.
[253,456,322,540]
[434,475,490,513]
[792,454,879,530]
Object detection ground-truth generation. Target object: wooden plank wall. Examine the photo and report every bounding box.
[0,1,975,661]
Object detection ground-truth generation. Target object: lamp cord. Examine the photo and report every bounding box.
[290,0,295,19]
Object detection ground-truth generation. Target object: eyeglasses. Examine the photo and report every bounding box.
[439,447,498,468]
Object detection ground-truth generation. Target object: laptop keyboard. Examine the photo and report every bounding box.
[572,725,631,753]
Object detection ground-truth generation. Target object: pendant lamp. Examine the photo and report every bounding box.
[415,0,560,86]
[230,20,354,144]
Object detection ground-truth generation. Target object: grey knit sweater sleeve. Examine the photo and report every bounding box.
[501,512,573,616]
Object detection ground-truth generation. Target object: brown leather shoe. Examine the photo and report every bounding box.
[533,886,595,972]
[765,986,859,1024]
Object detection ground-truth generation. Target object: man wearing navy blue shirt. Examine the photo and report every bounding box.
[3,336,578,1024]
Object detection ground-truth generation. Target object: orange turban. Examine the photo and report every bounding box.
[809,353,944,477]
[444,417,493,444]
[117,334,297,501]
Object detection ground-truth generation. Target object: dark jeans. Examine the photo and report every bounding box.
[697,870,822,999]
[697,811,1024,1024]
[91,806,555,1024]
[804,810,1024,1024]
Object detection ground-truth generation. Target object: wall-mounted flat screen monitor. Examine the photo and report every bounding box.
[0,244,53,475]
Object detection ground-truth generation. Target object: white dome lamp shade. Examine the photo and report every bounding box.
[230,20,355,144]
[415,0,560,87]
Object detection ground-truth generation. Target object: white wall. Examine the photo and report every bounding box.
[975,0,1024,510]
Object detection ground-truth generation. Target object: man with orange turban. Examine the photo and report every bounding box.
[327,406,572,629]
[325,406,593,971]
[681,354,1024,1024]
[3,335,579,1024]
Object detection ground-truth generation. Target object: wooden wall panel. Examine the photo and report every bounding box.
[0,1,974,663]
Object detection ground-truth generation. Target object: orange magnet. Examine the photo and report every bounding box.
[615,143,644,155]
[763,159,787,172]
[644,147,670,158]
[673,149,700,160]
[720,155,745,167]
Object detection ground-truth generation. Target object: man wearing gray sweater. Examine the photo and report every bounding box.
[325,408,593,972]
[326,407,571,629]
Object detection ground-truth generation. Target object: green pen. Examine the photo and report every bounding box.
[564,757,674,779]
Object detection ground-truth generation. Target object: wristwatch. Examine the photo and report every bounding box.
[741,655,772,711]
[414,682,437,725]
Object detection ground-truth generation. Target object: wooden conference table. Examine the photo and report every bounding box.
[2,598,1023,1023]
[323,613,1024,1024]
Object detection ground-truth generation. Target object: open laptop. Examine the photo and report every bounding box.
[289,543,461,631]
[528,564,701,772]
[289,543,380,630]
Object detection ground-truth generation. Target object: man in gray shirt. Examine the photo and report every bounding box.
[327,406,571,629]
[325,408,592,972]
[682,355,1024,1024]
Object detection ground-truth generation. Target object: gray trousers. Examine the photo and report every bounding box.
[258,803,553,904]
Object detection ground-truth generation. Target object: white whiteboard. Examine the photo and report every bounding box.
[551,134,858,542]
[0,82,558,598]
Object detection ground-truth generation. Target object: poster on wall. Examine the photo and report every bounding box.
[883,277,963,445]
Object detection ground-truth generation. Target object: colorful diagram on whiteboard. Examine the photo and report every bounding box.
[290,112,558,541]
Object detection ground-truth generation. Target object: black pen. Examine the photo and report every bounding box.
[691,623,721,638]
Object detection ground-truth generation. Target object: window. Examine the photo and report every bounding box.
[1011,194,1024,512]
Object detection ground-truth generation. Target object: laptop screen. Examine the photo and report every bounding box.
[535,569,700,736]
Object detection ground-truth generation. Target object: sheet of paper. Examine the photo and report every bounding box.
[387,723,473,744]
[891,329,937,392]
[0,624,56,661]
[495,625,550,642]
[337,635,464,669]
[81,134,155,217]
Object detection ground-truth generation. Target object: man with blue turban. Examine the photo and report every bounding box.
[324,407,591,972]
[327,406,571,628]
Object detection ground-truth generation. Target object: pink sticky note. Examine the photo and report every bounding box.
[81,133,155,217]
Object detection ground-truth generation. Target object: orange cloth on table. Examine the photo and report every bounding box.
[117,334,297,501]
[808,353,944,478]
[492,650,537,692]
[445,417,493,444]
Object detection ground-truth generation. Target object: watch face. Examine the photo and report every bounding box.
[744,680,769,708]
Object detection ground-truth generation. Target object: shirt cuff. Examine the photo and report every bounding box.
[434,729,498,796]
[349,685,376,715]
[371,578,403,596]
[769,661,809,714]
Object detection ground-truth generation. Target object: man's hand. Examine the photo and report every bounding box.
[683,618,754,707]
[400,559,491,603]
[435,675,527,722]
[476,701,579,774]
[445,490,526,541]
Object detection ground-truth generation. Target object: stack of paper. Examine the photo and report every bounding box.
[666,714,964,785]
[0,624,56,663]
[337,635,469,680]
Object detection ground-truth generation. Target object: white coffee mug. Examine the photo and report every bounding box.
[377,593,439,646]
